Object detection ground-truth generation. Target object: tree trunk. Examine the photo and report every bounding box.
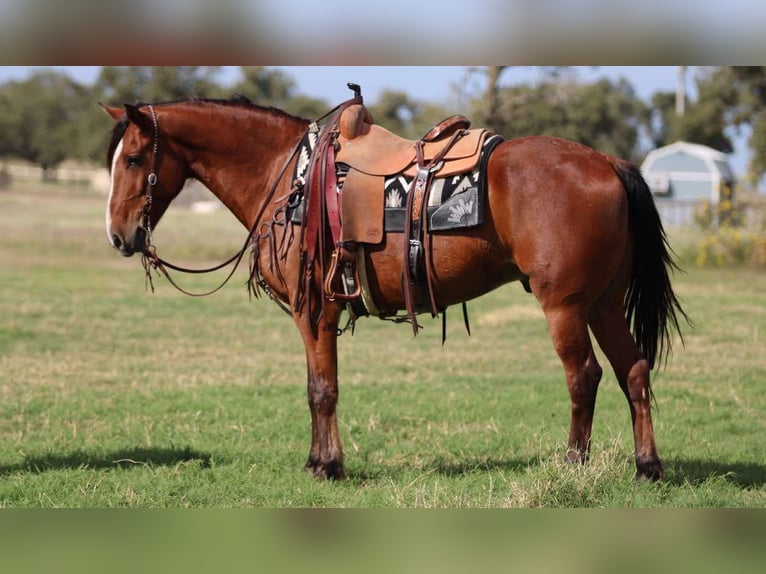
[485,66,506,134]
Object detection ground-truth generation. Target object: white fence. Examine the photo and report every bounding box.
[655,197,765,229]
[3,161,110,192]
[654,198,700,228]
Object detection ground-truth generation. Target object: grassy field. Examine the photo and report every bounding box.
[1,181,764,507]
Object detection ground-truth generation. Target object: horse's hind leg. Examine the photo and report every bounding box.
[542,304,604,464]
[295,303,346,480]
[589,292,663,481]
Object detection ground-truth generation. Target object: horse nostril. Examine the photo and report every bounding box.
[112,234,122,249]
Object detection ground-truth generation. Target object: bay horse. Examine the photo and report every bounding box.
[102,94,686,481]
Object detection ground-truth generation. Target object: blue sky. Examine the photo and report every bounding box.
[0,66,748,175]
[0,65,683,103]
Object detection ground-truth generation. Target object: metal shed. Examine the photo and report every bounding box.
[640,141,735,226]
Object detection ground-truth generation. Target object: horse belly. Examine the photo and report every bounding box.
[364,232,521,313]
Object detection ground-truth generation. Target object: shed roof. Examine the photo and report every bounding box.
[641,141,734,181]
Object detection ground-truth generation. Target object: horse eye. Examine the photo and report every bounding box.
[126,155,142,168]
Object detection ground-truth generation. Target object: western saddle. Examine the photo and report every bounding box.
[297,84,492,334]
[336,103,483,177]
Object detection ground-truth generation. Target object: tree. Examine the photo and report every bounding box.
[367,89,420,137]
[674,81,733,153]
[649,68,734,153]
[702,67,766,180]
[231,67,328,119]
[232,67,294,106]
[94,66,225,105]
[479,76,647,162]
[484,66,506,134]
[468,66,573,134]
[0,71,93,179]
[648,91,675,149]
[570,79,649,160]
[83,67,229,164]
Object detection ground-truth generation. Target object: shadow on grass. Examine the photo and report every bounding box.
[0,446,213,476]
[429,457,540,477]
[348,456,539,482]
[665,458,766,488]
[349,456,766,489]
[435,457,766,489]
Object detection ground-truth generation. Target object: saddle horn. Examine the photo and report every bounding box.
[347,83,362,99]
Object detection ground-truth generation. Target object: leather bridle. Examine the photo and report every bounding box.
[133,93,361,310]
[141,104,160,241]
[135,103,304,301]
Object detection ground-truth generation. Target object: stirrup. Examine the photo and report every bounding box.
[324,250,361,302]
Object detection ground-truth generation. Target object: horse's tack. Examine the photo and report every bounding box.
[104,92,686,481]
[138,105,306,300]
[336,104,488,177]
[298,94,364,325]
[335,107,493,248]
[299,92,495,333]
[401,128,478,330]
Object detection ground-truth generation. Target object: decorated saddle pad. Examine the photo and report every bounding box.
[287,130,503,236]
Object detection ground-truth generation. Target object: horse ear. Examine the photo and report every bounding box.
[124,104,154,132]
[100,103,124,121]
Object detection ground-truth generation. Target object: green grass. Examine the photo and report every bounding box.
[1,182,765,507]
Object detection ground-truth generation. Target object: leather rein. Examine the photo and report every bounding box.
[136,98,356,304]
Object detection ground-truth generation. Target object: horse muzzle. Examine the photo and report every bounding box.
[110,226,147,257]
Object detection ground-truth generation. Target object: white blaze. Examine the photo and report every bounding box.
[106,139,123,245]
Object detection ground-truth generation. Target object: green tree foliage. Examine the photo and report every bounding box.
[650,66,766,181]
[89,67,228,165]
[701,66,766,181]
[648,91,678,148]
[367,89,419,137]
[0,71,93,178]
[649,69,734,153]
[95,66,225,104]
[365,89,455,140]
[231,67,328,119]
[678,72,735,153]
[483,76,647,162]
[232,66,294,105]
[6,65,766,184]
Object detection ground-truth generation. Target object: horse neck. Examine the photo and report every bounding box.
[169,104,308,228]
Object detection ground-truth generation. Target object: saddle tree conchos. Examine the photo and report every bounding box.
[291,84,503,333]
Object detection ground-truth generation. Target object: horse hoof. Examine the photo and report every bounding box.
[635,457,664,482]
[564,449,587,465]
[305,459,347,480]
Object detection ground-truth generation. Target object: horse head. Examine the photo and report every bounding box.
[102,103,189,256]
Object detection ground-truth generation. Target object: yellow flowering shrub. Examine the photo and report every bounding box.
[693,184,766,268]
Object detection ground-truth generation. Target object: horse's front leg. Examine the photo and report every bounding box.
[295,302,346,480]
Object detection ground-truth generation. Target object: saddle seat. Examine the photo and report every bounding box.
[336,104,487,177]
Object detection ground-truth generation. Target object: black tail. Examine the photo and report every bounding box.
[612,161,689,369]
